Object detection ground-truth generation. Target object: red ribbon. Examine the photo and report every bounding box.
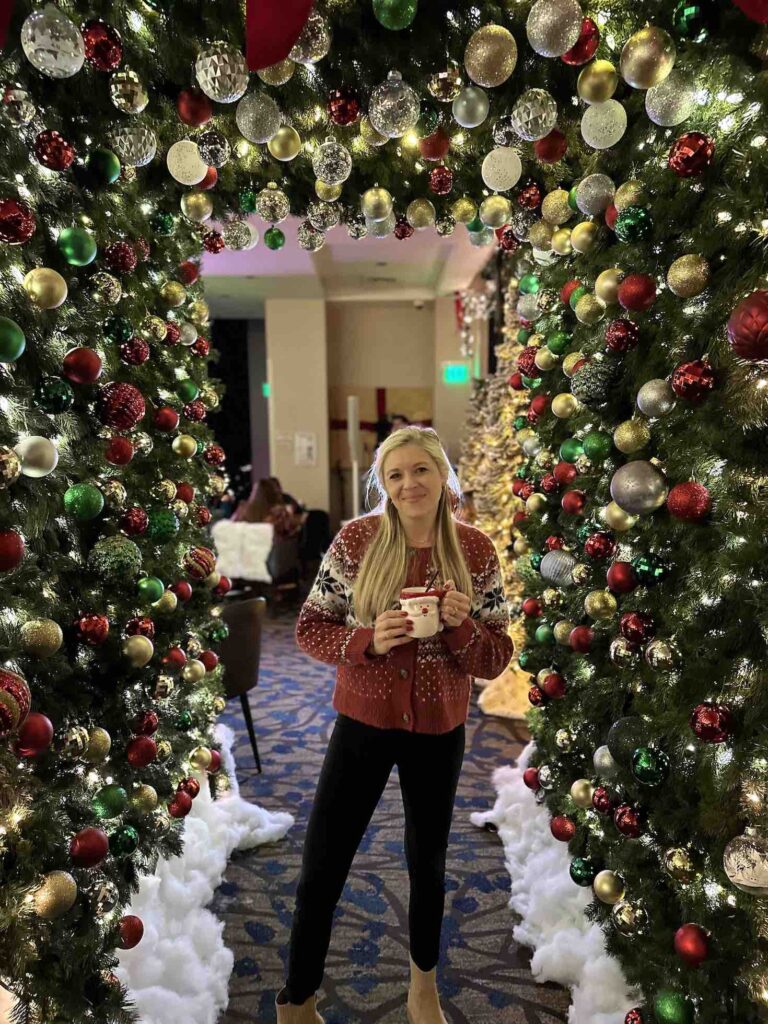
[246,0,315,71]
[0,0,14,49]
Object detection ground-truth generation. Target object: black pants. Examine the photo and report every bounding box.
[283,712,466,1003]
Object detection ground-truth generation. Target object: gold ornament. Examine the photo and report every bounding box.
[570,779,595,808]
[0,447,21,487]
[528,220,554,250]
[574,293,606,325]
[555,729,574,752]
[551,227,573,255]
[452,196,477,224]
[200,384,220,410]
[84,726,112,762]
[602,501,638,532]
[361,186,393,221]
[257,59,295,86]
[552,393,580,419]
[33,871,77,920]
[268,125,302,161]
[528,332,545,348]
[541,189,573,226]
[614,180,647,212]
[213,696,227,714]
[90,272,122,305]
[535,450,554,469]
[513,537,530,556]
[20,618,63,657]
[123,635,154,667]
[572,563,590,585]
[614,418,651,454]
[131,783,158,814]
[160,281,186,307]
[23,267,67,309]
[189,745,213,770]
[140,315,167,342]
[156,739,173,762]
[667,254,710,298]
[542,587,564,609]
[584,589,618,620]
[554,620,576,645]
[208,474,227,497]
[170,499,189,521]
[187,636,203,658]
[428,65,463,102]
[612,900,647,935]
[577,60,618,104]
[663,847,696,883]
[152,479,177,503]
[570,221,599,254]
[359,115,388,148]
[741,779,768,822]
[154,674,175,699]
[57,724,89,758]
[183,659,207,684]
[188,299,210,324]
[534,348,559,372]
[315,180,343,201]
[172,434,198,458]
[152,589,178,614]
[180,191,213,223]
[204,570,221,589]
[620,26,676,90]
[595,268,624,305]
[407,198,437,230]
[479,195,511,228]
[464,25,517,88]
[563,352,585,378]
[594,870,625,905]
[102,478,127,508]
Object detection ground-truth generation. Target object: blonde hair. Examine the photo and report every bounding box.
[353,426,473,626]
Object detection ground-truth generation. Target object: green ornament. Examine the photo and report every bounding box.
[517,648,532,669]
[546,331,570,355]
[570,360,620,407]
[86,147,121,185]
[206,621,229,643]
[534,623,554,645]
[515,466,529,479]
[238,187,257,213]
[577,521,598,543]
[416,103,440,138]
[176,378,200,403]
[57,227,97,267]
[567,185,579,211]
[521,375,543,389]
[654,991,694,1024]
[631,746,670,786]
[138,576,165,602]
[569,857,598,886]
[109,824,139,857]
[175,709,193,730]
[631,553,669,585]
[465,215,483,233]
[88,536,142,579]
[614,206,653,243]
[64,483,104,521]
[569,285,588,310]
[517,328,531,343]
[93,784,128,819]
[514,415,527,431]
[0,316,26,363]
[150,211,175,235]
[264,226,285,250]
[582,430,612,461]
[195,439,206,456]
[519,274,540,295]
[530,554,543,571]
[35,377,74,413]
[559,438,584,464]
[104,315,133,343]
[372,0,418,30]
[672,1,708,40]
[147,507,180,543]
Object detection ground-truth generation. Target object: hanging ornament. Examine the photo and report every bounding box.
[297,220,326,251]
[578,59,619,103]
[610,461,668,515]
[23,267,67,309]
[362,186,394,222]
[327,87,361,126]
[308,202,341,232]
[109,123,156,167]
[82,19,122,72]
[197,129,230,167]
[618,273,656,311]
[372,0,418,30]
[63,347,102,383]
[671,359,715,402]
[637,379,675,418]
[235,91,281,143]
[428,165,453,195]
[223,219,256,250]
[203,230,225,253]
[691,701,732,742]
[723,828,768,894]
[268,125,302,161]
[258,59,296,86]
[576,174,615,216]
[612,900,648,934]
[0,198,35,245]
[180,191,213,224]
[32,871,77,919]
[428,64,463,102]
[176,88,212,128]
[727,289,768,361]
[464,25,517,88]
[562,17,599,65]
[481,148,522,192]
[669,131,715,176]
[667,254,709,297]
[667,481,710,521]
[674,923,709,967]
[34,128,75,170]
[663,847,696,883]
[452,86,489,128]
[0,447,21,487]
[1,84,36,124]
[406,198,436,230]
[620,27,676,89]
[646,71,695,126]
[195,41,248,103]
[96,382,145,429]
[526,0,583,57]
[360,115,389,148]
[366,209,397,238]
[256,182,290,223]
[265,226,286,250]
[581,100,627,149]
[534,129,568,163]
[510,89,557,141]
[370,71,420,138]
[312,138,353,184]
[21,6,85,78]
[289,11,331,63]
[104,240,137,274]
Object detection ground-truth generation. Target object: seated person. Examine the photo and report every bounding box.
[231,478,302,537]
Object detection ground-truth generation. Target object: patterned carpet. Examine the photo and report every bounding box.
[212,609,570,1024]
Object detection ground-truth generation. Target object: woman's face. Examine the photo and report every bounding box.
[382,444,445,524]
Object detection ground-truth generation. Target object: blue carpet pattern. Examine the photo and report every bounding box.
[212,610,569,1024]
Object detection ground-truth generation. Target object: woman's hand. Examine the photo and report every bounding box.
[369,610,414,656]
[440,581,471,629]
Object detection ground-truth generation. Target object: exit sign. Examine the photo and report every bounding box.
[262,382,271,398]
[442,362,470,385]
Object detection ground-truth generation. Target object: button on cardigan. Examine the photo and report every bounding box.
[295,514,514,735]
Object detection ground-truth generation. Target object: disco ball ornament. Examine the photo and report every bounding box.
[645,71,695,126]
[527,0,583,57]
[197,129,230,167]
[576,174,615,216]
[1,84,35,124]
[312,139,353,184]
[109,123,157,167]
[297,220,326,252]
[268,125,301,161]
[256,182,290,223]
[510,207,538,241]
[362,186,394,221]
[166,139,207,184]
[257,59,295,86]
[428,65,462,102]
[669,131,715,176]
[370,71,420,138]
[510,89,557,141]
[620,26,676,90]
[610,460,668,515]
[222,219,254,250]
[464,24,517,88]
[110,67,148,113]
[289,11,331,64]
[612,900,648,936]
[482,147,522,192]
[452,86,490,128]
[236,92,281,143]
[195,41,248,103]
[21,6,85,78]
[540,550,577,587]
[406,198,436,230]
[581,100,627,149]
[307,202,340,232]
[328,87,360,125]
[637,379,676,418]
[367,210,397,238]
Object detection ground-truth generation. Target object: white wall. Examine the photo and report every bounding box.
[432,296,486,468]
[326,301,435,387]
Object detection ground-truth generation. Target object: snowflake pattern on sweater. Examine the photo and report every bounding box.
[295,514,514,734]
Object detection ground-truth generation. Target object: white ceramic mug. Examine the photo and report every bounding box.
[399,586,444,639]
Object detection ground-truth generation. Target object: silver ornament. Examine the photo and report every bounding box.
[311,139,352,185]
[179,322,198,347]
[517,293,541,321]
[21,6,85,79]
[612,900,648,935]
[468,226,496,247]
[576,173,615,216]
[222,220,253,250]
[492,115,517,147]
[236,92,281,143]
[1,83,36,124]
[452,85,489,129]
[540,550,578,587]
[346,213,367,239]
[366,210,396,238]
[482,147,522,191]
[436,215,455,237]
[242,222,260,250]
[109,67,148,114]
[526,0,583,57]
[522,436,542,457]
[510,207,538,241]
[109,123,157,167]
[197,129,230,168]
[132,432,153,455]
[510,89,557,141]
[645,71,695,127]
[537,764,556,790]
[90,272,121,305]
[289,11,331,64]
[307,201,340,231]
[723,829,768,896]
[593,745,619,780]
[370,70,420,138]
[581,100,627,150]
[195,41,248,103]
[555,729,574,752]
[91,879,120,915]
[636,379,675,418]
[256,183,290,223]
[297,220,326,252]
[610,461,668,515]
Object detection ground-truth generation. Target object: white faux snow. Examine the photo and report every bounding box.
[470,742,638,1024]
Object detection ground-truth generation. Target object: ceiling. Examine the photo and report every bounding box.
[201,216,494,318]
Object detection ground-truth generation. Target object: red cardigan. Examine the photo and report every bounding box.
[295,514,514,734]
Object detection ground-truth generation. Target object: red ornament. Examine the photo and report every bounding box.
[585,532,616,560]
[522,597,542,617]
[561,489,587,515]
[327,87,361,126]
[212,576,232,597]
[523,767,541,791]
[163,646,187,671]
[171,580,193,602]
[192,337,211,357]
[545,535,565,551]
[34,129,75,171]
[512,478,531,497]
[120,507,148,536]
[534,129,567,164]
[120,337,150,366]
[625,1011,645,1024]
[0,530,24,572]
[70,827,110,868]
[125,617,155,639]
[164,321,181,346]
[176,482,195,503]
[671,359,715,402]
[550,815,576,841]
[517,346,539,377]
[178,777,201,798]
[667,482,710,522]
[133,710,159,735]
[153,407,180,432]
[168,791,193,818]
[606,562,638,594]
[0,670,30,737]
[669,132,715,177]
[105,437,134,465]
[133,237,150,262]
[553,462,578,486]
[675,923,709,967]
[184,399,206,422]
[508,372,524,390]
[177,88,213,127]
[605,319,639,353]
[592,786,616,815]
[178,260,200,285]
[690,702,733,743]
[605,203,618,230]
[497,225,520,252]
[619,611,655,644]
[530,394,550,417]
[517,180,542,209]
[196,506,213,526]
[184,546,216,580]
[727,290,768,362]
[126,735,157,767]
[119,915,145,950]
[208,749,222,773]
[561,17,599,64]
[63,347,103,384]
[83,19,122,71]
[528,684,547,707]
[202,230,224,254]
[419,128,451,162]
[203,443,226,467]
[104,240,137,274]
[560,279,582,305]
[614,804,642,838]
[199,166,218,190]
[200,650,219,671]
[732,0,768,20]
[76,613,110,645]
[16,711,54,757]
[428,165,454,196]
[569,625,594,653]
[618,274,656,312]
[97,382,145,429]
[542,672,566,699]
[541,473,559,494]
[0,198,36,244]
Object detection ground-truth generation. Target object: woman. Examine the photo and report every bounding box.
[231,478,301,537]
[276,427,513,1024]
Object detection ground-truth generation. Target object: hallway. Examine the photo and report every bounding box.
[212,612,570,1024]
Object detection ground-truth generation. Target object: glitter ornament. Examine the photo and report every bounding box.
[618,274,656,311]
[510,89,557,141]
[290,11,331,63]
[196,129,230,167]
[526,0,583,57]
[646,71,695,126]
[223,219,255,250]
[428,166,453,196]
[667,481,710,521]
[481,147,522,192]
[667,254,709,297]
[428,65,463,102]
[370,71,420,138]
[203,229,224,253]
[1,84,35,124]
[104,240,137,274]
[464,24,517,88]
[452,86,490,128]
[90,272,121,305]
[268,125,301,161]
[21,6,85,78]
[258,59,295,86]
[308,202,340,232]
[236,92,280,143]
[195,41,248,102]
[312,139,353,185]
[620,26,676,89]
[581,99,627,149]
[83,20,122,72]
[669,131,715,176]
[257,182,290,223]
[34,128,75,171]
[109,123,156,167]
[297,220,326,251]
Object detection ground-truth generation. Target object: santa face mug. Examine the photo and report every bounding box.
[399,586,445,638]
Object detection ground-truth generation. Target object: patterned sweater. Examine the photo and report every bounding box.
[295,514,513,735]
